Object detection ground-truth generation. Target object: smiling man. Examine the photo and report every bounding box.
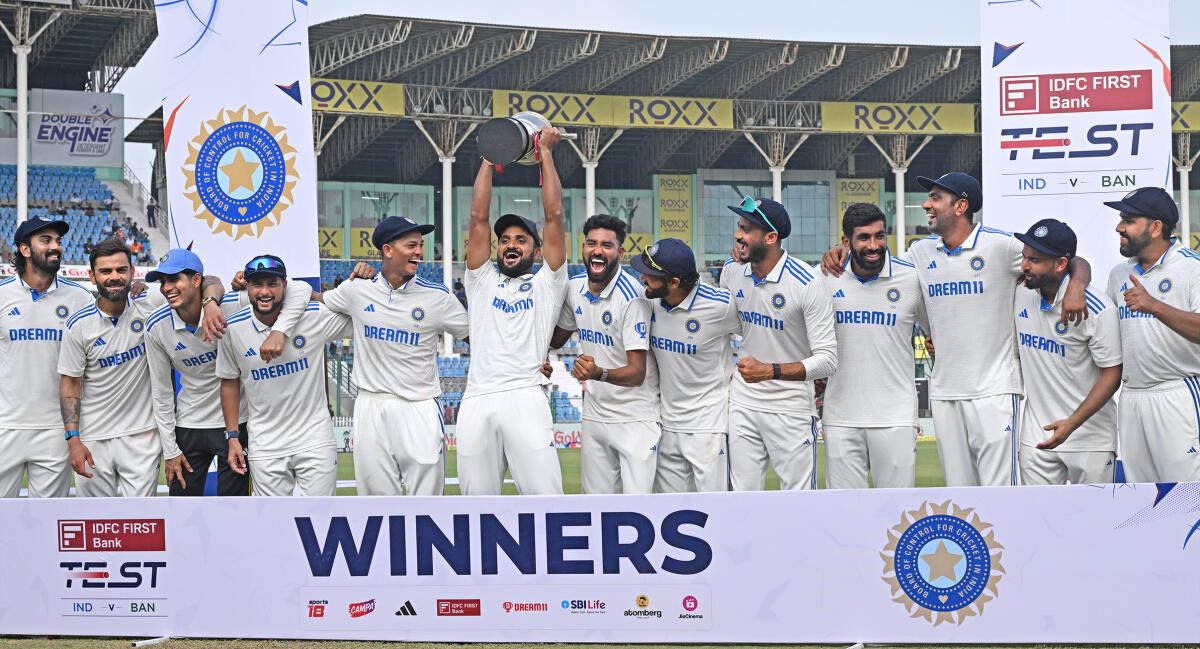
[550,214,658,494]
[0,216,93,498]
[457,127,568,496]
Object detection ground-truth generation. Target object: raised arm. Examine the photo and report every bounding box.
[1061,256,1093,325]
[538,128,566,271]
[466,163,495,271]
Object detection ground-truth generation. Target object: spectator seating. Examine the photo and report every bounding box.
[0,165,113,204]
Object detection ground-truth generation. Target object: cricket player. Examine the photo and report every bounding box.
[724,197,836,491]
[0,216,93,497]
[822,172,1092,486]
[58,239,224,497]
[823,203,926,489]
[457,127,568,495]
[1103,187,1200,482]
[1014,219,1121,485]
[317,216,468,495]
[216,255,352,496]
[144,248,310,496]
[550,214,658,494]
[632,238,739,492]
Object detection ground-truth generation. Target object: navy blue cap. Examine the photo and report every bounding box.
[13,215,68,245]
[1015,218,1077,260]
[243,254,287,280]
[372,216,435,250]
[493,213,542,248]
[146,248,204,282]
[629,238,696,278]
[1103,186,1178,225]
[727,197,792,239]
[917,172,983,214]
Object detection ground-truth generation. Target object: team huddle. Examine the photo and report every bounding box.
[1,127,1197,498]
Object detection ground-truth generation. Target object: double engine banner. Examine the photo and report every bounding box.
[980,0,1172,274]
[1,484,1196,642]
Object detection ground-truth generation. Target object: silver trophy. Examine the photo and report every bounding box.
[476,111,574,166]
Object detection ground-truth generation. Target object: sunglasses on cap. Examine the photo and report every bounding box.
[739,196,777,234]
[640,246,668,273]
[246,256,284,272]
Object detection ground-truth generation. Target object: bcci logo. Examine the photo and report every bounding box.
[55,305,70,319]
[292,335,306,349]
[519,282,533,293]
[130,319,144,333]
[969,256,986,271]
[601,310,613,326]
[182,105,298,239]
[685,318,700,334]
[412,307,426,322]
[1159,278,1172,294]
[881,500,1004,626]
[771,294,786,309]
[887,288,901,303]
[1054,321,1069,335]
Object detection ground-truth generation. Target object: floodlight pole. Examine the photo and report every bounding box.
[867,134,932,255]
[1174,134,1200,249]
[744,132,807,203]
[0,9,60,225]
[414,119,477,356]
[567,128,624,219]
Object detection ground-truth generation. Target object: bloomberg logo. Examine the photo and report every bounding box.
[295,511,712,577]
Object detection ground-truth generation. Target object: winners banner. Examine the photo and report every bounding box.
[981,0,1171,274]
[156,1,320,280]
[1,484,1198,643]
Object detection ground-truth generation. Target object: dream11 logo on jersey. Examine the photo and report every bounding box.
[56,519,168,617]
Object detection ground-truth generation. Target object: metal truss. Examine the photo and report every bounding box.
[805,46,909,100]
[746,44,844,99]
[335,24,475,81]
[710,43,800,98]
[613,40,729,95]
[318,115,404,179]
[0,0,152,17]
[310,20,412,77]
[913,57,980,103]
[407,30,538,87]
[404,84,493,118]
[1174,55,1200,101]
[552,37,667,92]
[943,135,984,176]
[490,32,601,90]
[87,14,155,92]
[29,12,78,69]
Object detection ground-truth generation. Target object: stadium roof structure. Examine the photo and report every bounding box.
[0,0,154,93]
[128,14,1200,189]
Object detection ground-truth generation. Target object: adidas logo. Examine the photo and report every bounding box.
[1018,309,1028,318]
[7,307,19,316]
[801,438,812,446]
[1004,425,1012,432]
[575,306,583,315]
[649,444,657,452]
[1120,283,1129,292]
[363,304,376,312]
[833,289,846,298]
[1189,447,1197,455]
[174,342,187,351]
[244,347,257,357]
[395,601,417,616]
[927,261,937,269]
[735,289,745,298]
[93,337,107,347]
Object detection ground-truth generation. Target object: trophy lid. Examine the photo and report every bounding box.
[477,117,530,165]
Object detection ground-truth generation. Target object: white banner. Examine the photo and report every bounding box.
[156,0,319,280]
[1,484,1198,642]
[981,0,1172,274]
[31,89,124,168]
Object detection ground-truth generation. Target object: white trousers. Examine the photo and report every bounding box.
[250,444,337,497]
[0,427,71,498]
[1118,379,1200,483]
[353,392,445,496]
[931,394,1020,487]
[824,425,917,489]
[580,420,660,494]
[75,429,161,498]
[1019,445,1115,485]
[653,430,727,493]
[456,387,563,495]
[728,405,817,491]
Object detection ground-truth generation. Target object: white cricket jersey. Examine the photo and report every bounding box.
[649,283,740,434]
[904,224,1024,400]
[323,274,468,401]
[0,275,93,429]
[1015,277,1120,451]
[823,252,927,428]
[726,252,837,415]
[718,257,742,290]
[143,281,311,454]
[57,291,168,440]
[556,269,658,423]
[1105,240,1200,389]
[215,301,351,460]
[463,261,567,399]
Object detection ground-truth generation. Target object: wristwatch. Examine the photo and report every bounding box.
[598,368,609,383]
[224,430,240,441]
[772,363,782,380]
[201,296,219,309]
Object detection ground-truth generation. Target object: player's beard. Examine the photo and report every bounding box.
[30,248,62,274]
[96,280,130,302]
[741,238,768,265]
[643,281,669,300]
[1119,229,1151,258]
[252,298,282,318]
[585,252,619,285]
[1021,269,1059,291]
[850,244,886,275]
[497,248,534,278]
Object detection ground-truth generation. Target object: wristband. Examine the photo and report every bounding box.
[599,368,609,383]
[64,429,80,441]
[225,430,240,441]
[201,296,219,309]
[772,363,782,380]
